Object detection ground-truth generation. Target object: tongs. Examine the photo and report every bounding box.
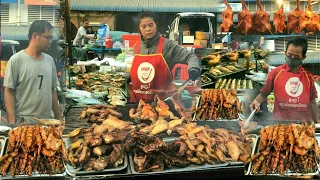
[164,78,191,102]
[243,103,260,128]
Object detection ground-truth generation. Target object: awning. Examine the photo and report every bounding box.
[269,52,320,65]
[66,0,219,12]
[1,26,60,41]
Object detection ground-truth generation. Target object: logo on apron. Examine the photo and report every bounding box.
[285,77,303,97]
[137,62,155,84]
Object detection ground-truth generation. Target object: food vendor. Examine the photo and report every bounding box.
[73,19,95,46]
[250,37,319,121]
[3,20,63,126]
[129,10,201,102]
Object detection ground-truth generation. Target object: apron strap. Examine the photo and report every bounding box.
[157,37,165,54]
[134,40,141,54]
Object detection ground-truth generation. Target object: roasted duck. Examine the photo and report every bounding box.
[299,0,320,35]
[273,0,286,33]
[220,0,234,32]
[238,0,252,35]
[252,0,272,34]
[202,52,221,66]
[225,51,238,62]
[287,0,304,34]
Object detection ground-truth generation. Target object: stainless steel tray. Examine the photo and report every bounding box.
[245,134,259,176]
[201,74,214,87]
[63,137,128,176]
[247,135,320,176]
[129,137,229,174]
[0,136,66,178]
[192,94,244,121]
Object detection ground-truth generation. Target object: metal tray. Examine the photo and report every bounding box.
[0,136,66,178]
[201,74,214,87]
[247,135,319,176]
[207,68,246,79]
[245,134,259,176]
[192,94,244,121]
[129,137,229,174]
[63,137,128,176]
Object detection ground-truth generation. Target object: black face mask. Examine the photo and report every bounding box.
[285,56,303,69]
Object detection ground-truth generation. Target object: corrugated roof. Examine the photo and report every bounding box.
[1,26,60,41]
[269,52,320,65]
[67,0,219,12]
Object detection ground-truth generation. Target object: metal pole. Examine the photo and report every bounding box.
[17,0,20,26]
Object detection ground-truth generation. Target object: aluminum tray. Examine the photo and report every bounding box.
[207,68,246,79]
[247,135,320,176]
[129,137,229,174]
[245,134,259,176]
[63,137,128,177]
[0,136,66,178]
[201,74,214,87]
[192,94,245,121]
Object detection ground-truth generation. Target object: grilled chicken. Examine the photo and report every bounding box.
[299,0,320,35]
[238,0,252,35]
[252,0,272,34]
[220,0,234,32]
[273,1,286,33]
[287,0,304,34]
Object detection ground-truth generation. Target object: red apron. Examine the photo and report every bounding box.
[129,37,173,102]
[273,68,312,121]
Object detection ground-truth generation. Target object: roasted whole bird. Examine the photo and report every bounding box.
[220,0,234,32]
[299,0,320,35]
[0,125,68,177]
[80,104,122,123]
[247,123,320,175]
[252,0,272,34]
[273,1,286,33]
[238,0,252,35]
[287,0,304,34]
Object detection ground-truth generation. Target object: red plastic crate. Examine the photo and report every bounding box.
[122,34,140,47]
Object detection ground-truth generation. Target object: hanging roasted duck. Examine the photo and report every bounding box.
[299,0,320,35]
[238,0,252,35]
[287,0,304,34]
[220,0,234,32]
[252,0,272,34]
[273,0,286,33]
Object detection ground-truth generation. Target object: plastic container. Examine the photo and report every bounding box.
[105,37,113,48]
[122,34,140,47]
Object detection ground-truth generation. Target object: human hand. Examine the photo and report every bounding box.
[188,68,201,81]
[250,99,261,113]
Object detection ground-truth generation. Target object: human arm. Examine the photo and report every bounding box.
[52,89,63,121]
[79,27,94,40]
[250,69,276,112]
[310,99,319,122]
[4,87,15,125]
[162,40,201,80]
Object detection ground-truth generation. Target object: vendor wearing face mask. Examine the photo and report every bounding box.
[129,11,201,102]
[250,37,319,122]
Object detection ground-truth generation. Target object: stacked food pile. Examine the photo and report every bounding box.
[76,73,126,90]
[0,125,67,177]
[195,89,245,120]
[80,104,123,123]
[66,117,133,171]
[209,65,241,77]
[247,123,320,175]
[215,78,253,89]
[126,123,254,173]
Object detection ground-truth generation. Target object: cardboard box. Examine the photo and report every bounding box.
[195,31,209,40]
[183,31,190,36]
[194,39,208,48]
[183,36,195,44]
[212,43,224,49]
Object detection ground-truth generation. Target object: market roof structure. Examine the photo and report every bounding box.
[1,26,60,41]
[67,0,220,12]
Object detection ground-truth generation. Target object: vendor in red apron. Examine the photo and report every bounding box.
[129,11,201,102]
[250,37,319,122]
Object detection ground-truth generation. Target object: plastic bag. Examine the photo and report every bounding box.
[96,24,110,46]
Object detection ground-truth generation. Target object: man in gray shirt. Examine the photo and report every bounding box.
[73,19,94,46]
[4,20,63,126]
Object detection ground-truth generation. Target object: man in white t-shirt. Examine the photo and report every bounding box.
[73,19,94,46]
